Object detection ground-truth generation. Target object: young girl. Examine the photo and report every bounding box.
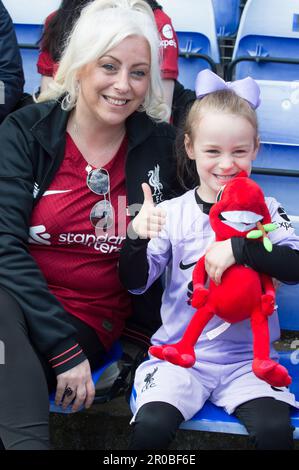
[119,69,299,450]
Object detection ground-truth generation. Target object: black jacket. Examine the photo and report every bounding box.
[0,1,24,123]
[0,99,182,374]
[172,80,196,129]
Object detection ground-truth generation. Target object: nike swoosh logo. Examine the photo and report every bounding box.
[43,190,72,196]
[179,260,197,270]
[271,386,284,392]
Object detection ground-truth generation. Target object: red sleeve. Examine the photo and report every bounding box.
[154,9,179,80]
[37,49,57,76]
[36,11,58,77]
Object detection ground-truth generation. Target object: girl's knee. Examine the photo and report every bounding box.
[252,417,294,450]
[129,402,183,450]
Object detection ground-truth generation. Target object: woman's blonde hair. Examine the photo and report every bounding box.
[37,0,169,121]
[177,89,259,189]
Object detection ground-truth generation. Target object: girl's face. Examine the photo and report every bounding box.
[185,111,259,202]
[76,35,151,130]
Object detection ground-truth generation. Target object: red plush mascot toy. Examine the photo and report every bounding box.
[150,172,292,387]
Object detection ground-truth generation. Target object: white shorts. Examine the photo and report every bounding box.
[130,356,299,422]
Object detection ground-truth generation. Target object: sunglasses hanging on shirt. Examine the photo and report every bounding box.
[86,166,114,231]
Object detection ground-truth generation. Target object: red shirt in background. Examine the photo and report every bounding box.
[36,11,58,77]
[154,7,178,80]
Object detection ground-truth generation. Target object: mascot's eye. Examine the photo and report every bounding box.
[216,187,224,202]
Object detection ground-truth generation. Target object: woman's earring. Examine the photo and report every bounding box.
[75,81,80,95]
[138,101,145,112]
[65,93,72,106]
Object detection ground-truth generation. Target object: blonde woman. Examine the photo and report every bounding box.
[0,0,182,449]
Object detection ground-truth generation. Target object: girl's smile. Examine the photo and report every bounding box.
[185,111,259,203]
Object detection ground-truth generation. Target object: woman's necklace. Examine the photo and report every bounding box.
[71,118,125,173]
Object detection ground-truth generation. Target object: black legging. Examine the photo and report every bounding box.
[0,287,106,450]
[129,398,294,450]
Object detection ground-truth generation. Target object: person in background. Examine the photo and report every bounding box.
[37,0,178,109]
[119,69,299,450]
[0,0,181,450]
[0,0,24,123]
[146,0,178,110]
[37,0,90,93]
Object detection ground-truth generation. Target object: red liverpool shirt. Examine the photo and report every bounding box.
[29,134,132,350]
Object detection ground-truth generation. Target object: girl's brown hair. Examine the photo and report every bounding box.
[176,89,259,190]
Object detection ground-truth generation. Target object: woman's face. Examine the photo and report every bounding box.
[76,35,151,130]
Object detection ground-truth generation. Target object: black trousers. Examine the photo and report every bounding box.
[0,287,106,450]
[129,398,294,450]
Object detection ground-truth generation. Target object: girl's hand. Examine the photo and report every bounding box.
[132,183,166,239]
[55,359,95,412]
[205,239,235,285]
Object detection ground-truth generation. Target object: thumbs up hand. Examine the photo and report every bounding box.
[132,183,166,239]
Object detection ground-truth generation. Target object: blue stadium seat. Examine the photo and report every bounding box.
[18,47,40,95]
[159,0,220,90]
[180,351,299,438]
[180,398,248,435]
[49,341,123,414]
[13,23,43,45]
[256,80,299,146]
[212,0,241,37]
[12,23,43,95]
[231,0,299,80]
[253,145,299,186]
[228,1,299,166]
